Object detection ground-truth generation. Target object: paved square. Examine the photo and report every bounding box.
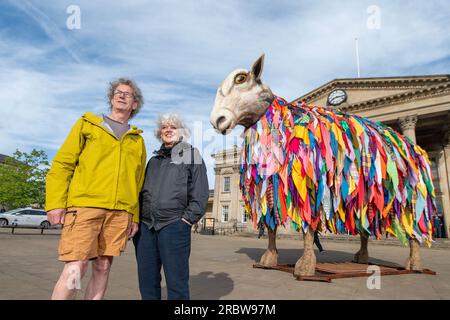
[1,228,449,300]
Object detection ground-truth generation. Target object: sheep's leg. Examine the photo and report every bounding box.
[294,228,316,277]
[405,238,422,271]
[353,232,369,264]
[259,226,278,267]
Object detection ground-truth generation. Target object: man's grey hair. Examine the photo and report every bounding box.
[155,113,191,143]
[107,78,144,118]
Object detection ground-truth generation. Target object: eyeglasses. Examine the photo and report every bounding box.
[113,90,135,99]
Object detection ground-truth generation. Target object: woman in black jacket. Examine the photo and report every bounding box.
[134,113,209,300]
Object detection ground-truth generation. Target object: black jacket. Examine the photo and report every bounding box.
[140,141,209,230]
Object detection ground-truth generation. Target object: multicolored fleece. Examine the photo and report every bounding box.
[240,96,436,246]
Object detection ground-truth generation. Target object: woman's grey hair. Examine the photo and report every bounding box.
[155,113,191,143]
[107,78,144,118]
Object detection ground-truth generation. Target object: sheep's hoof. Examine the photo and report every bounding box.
[259,249,278,268]
[353,249,369,264]
[294,251,316,277]
[405,256,422,271]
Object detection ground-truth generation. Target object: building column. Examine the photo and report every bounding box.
[230,165,240,222]
[442,131,450,238]
[437,147,450,238]
[212,167,221,222]
[399,115,418,143]
[230,146,241,223]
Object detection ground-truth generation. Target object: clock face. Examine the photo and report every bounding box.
[327,89,347,106]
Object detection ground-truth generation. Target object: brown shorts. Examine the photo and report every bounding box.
[58,207,132,262]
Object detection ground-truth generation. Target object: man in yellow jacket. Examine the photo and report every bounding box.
[46,78,147,300]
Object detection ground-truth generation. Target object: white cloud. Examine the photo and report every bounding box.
[1,0,449,187]
[9,0,82,63]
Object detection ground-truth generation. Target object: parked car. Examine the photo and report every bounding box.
[0,208,51,228]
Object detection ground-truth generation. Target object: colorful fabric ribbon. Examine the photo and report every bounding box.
[240,96,436,246]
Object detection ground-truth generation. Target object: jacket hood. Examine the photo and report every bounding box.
[82,112,143,134]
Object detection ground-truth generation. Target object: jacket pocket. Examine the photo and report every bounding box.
[156,164,188,209]
[63,210,78,230]
[58,210,78,255]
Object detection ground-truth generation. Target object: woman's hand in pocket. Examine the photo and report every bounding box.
[181,218,193,227]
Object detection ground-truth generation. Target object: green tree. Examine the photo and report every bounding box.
[0,149,49,209]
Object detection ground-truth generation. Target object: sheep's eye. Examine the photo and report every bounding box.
[234,73,247,84]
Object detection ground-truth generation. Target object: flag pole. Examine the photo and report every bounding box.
[355,37,361,78]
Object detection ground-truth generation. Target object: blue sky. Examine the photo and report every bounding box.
[1,0,449,186]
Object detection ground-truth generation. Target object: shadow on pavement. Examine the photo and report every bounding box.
[235,247,403,267]
[189,271,234,299]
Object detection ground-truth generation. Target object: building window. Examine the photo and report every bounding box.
[241,205,248,223]
[223,176,230,192]
[221,205,229,222]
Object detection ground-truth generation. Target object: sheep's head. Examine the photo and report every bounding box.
[210,54,274,135]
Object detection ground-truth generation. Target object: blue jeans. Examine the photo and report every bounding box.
[133,219,191,300]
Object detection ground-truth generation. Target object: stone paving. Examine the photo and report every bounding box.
[0,228,449,300]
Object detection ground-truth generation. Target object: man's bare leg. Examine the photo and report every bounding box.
[52,260,89,300]
[84,256,113,300]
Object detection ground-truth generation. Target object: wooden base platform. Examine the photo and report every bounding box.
[253,262,436,283]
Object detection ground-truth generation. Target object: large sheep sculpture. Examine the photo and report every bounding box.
[210,55,436,277]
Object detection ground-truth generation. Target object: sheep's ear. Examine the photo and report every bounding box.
[251,54,265,80]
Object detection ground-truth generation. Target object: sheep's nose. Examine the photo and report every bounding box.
[216,116,226,128]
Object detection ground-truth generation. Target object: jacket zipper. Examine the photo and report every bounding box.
[84,116,138,209]
[114,141,122,208]
[113,130,136,208]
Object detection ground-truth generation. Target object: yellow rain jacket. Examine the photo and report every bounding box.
[45,112,147,223]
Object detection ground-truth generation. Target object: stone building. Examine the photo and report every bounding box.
[209,75,450,237]
[208,146,252,232]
